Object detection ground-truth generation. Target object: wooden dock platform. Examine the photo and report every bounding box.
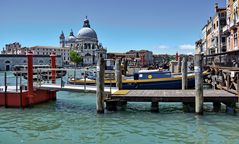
[110,90,238,102]
[106,90,238,112]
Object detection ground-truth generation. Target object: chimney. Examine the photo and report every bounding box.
[215,3,219,12]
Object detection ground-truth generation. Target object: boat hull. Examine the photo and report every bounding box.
[68,77,196,89]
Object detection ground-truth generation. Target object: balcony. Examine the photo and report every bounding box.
[229,19,237,29]
[222,25,230,34]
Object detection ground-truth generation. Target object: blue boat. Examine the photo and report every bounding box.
[68,70,202,89]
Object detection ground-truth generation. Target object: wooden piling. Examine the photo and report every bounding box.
[4,72,7,108]
[151,102,159,112]
[20,85,23,109]
[213,102,221,112]
[16,72,18,92]
[20,72,22,91]
[182,56,188,90]
[61,70,63,88]
[177,57,182,73]
[84,71,86,92]
[96,57,105,113]
[115,59,122,90]
[237,73,239,96]
[195,54,204,115]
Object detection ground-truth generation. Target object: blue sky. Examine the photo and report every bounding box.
[0,0,225,54]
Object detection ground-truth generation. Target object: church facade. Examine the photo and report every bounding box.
[59,17,107,65]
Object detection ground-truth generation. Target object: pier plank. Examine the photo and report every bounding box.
[110,90,238,103]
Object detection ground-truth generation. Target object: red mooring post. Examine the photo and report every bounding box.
[27,50,34,104]
[50,51,56,84]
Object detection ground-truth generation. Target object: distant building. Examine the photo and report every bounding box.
[1,42,28,55]
[59,17,107,65]
[223,0,239,52]
[0,54,62,71]
[107,50,153,67]
[30,46,70,64]
[198,3,227,55]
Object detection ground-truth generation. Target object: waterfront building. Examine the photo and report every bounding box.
[198,3,227,55]
[0,54,62,71]
[59,17,107,65]
[223,0,239,52]
[1,42,28,55]
[30,46,70,64]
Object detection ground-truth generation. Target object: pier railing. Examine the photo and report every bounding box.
[30,68,116,94]
[203,50,239,95]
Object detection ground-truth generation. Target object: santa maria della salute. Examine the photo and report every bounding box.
[59,17,107,65]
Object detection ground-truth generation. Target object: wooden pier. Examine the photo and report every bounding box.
[105,90,238,112]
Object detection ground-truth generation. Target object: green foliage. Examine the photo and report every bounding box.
[69,50,83,66]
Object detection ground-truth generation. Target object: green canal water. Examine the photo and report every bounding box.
[1,72,239,143]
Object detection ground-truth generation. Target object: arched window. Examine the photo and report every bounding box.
[5,60,10,63]
[39,60,44,64]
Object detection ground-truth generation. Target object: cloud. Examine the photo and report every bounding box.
[179,44,195,50]
[155,45,169,49]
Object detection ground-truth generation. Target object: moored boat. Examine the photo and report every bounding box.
[13,65,67,80]
[68,69,207,89]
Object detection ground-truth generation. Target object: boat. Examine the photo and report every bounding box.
[68,69,207,89]
[13,65,67,80]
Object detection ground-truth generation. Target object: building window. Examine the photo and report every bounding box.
[222,37,226,43]
[234,32,238,47]
[5,60,10,63]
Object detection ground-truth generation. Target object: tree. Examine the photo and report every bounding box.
[69,50,83,81]
[69,50,82,66]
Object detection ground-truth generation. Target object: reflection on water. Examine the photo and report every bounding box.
[1,72,239,143]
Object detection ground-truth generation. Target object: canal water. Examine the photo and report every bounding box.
[1,72,239,143]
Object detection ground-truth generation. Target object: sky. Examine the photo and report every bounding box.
[0,0,225,55]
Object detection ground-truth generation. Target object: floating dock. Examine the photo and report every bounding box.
[0,86,56,108]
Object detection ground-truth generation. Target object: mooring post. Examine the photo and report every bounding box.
[115,59,122,90]
[50,51,56,84]
[96,57,105,113]
[20,85,23,109]
[195,54,204,115]
[16,72,18,92]
[177,56,182,73]
[47,70,50,83]
[20,72,22,88]
[151,101,159,112]
[237,73,239,96]
[39,69,42,87]
[182,56,188,90]
[37,69,39,86]
[84,71,86,92]
[27,50,34,106]
[109,72,112,94]
[4,72,8,108]
[61,70,63,88]
[213,102,221,112]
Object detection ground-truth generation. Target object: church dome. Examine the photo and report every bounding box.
[77,17,98,41]
[67,29,76,42]
[68,36,76,42]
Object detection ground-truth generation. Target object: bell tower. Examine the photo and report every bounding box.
[59,31,65,47]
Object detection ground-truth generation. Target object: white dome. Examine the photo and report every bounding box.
[77,27,98,40]
[67,35,76,42]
